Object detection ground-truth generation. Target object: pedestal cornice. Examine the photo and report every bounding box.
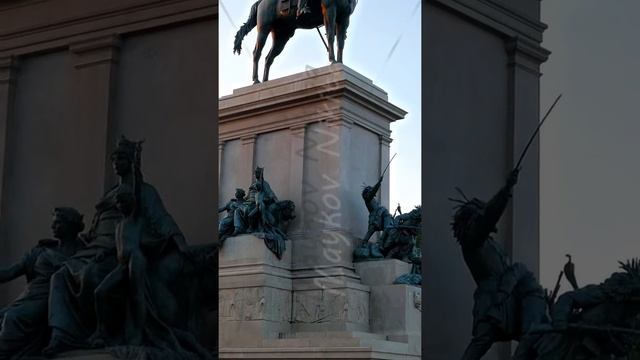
[219,64,407,142]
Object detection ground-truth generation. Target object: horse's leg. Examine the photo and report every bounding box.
[336,15,350,63]
[322,5,337,63]
[263,29,293,82]
[252,29,270,84]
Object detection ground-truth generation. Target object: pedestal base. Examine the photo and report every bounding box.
[220,330,421,359]
[354,259,412,286]
[219,237,421,359]
[219,235,293,347]
[51,350,116,359]
[371,285,422,355]
[355,259,422,356]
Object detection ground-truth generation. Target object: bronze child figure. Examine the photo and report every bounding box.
[89,184,147,347]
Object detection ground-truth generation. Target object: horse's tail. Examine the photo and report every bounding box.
[234,0,261,55]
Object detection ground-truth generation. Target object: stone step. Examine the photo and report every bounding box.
[51,350,116,359]
[220,346,421,359]
[263,334,411,354]
[279,330,387,341]
[359,338,413,355]
[263,337,362,348]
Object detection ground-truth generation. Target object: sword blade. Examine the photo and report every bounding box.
[316,27,329,52]
[381,153,397,178]
[515,94,563,170]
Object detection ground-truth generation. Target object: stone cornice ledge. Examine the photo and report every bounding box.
[0,0,217,56]
[506,36,550,76]
[429,0,547,43]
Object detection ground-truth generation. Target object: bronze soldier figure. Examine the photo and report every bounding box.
[360,176,393,247]
[451,169,548,360]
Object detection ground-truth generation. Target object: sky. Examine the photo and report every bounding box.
[540,1,640,289]
[218,0,422,210]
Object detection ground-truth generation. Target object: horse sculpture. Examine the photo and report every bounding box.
[353,205,422,263]
[234,0,358,84]
[380,206,421,260]
[514,259,640,360]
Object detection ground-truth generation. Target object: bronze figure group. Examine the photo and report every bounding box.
[0,136,217,359]
[451,168,640,359]
[0,208,84,359]
[351,169,423,286]
[218,167,295,259]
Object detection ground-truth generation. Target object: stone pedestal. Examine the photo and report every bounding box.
[356,259,422,355]
[219,65,417,359]
[371,285,422,355]
[354,259,411,286]
[219,235,292,347]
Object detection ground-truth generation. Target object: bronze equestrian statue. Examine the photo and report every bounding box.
[234,0,358,84]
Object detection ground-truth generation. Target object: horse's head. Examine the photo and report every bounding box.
[602,259,640,299]
[270,200,295,222]
[395,206,421,235]
[404,206,422,226]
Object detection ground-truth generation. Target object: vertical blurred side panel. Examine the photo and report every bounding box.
[0,0,219,352]
[422,1,547,359]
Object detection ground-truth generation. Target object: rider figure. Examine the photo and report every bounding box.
[297,0,310,18]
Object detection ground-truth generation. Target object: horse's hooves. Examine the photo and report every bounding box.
[253,80,260,85]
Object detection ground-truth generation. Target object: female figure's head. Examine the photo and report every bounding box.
[110,135,143,181]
